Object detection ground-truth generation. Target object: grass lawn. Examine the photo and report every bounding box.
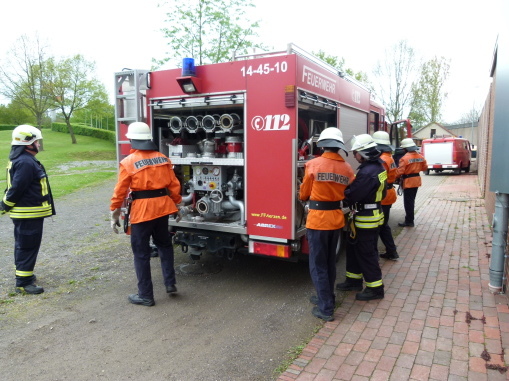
[0,129,118,199]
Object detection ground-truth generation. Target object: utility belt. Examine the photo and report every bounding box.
[353,202,381,211]
[130,188,169,200]
[308,200,342,210]
[402,173,420,179]
[123,188,170,234]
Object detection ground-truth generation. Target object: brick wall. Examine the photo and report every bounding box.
[478,72,509,293]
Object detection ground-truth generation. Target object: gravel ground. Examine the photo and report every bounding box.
[0,174,321,381]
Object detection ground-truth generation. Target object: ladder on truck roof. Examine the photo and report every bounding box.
[114,69,149,163]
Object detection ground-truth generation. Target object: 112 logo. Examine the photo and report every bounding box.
[251,114,291,131]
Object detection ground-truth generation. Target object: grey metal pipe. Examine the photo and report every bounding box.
[181,181,195,204]
[489,191,509,293]
[228,195,245,226]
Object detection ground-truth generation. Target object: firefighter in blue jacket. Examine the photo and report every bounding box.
[336,134,387,301]
[1,125,55,294]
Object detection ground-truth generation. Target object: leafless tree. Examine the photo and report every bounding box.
[0,34,54,131]
[373,40,418,123]
[455,105,481,125]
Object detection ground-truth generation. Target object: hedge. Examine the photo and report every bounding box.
[51,122,115,143]
[0,124,17,131]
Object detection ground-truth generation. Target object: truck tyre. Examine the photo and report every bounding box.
[424,169,430,175]
[465,163,470,173]
[454,167,461,175]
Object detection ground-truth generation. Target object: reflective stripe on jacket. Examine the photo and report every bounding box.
[380,152,397,205]
[396,152,428,189]
[299,151,355,230]
[3,151,54,219]
[110,149,182,224]
[345,160,387,229]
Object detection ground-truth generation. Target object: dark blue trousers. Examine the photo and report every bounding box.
[346,228,382,285]
[376,204,397,255]
[13,218,44,287]
[307,228,340,316]
[403,187,418,224]
[130,215,175,299]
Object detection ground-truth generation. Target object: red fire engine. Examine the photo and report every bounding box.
[114,44,411,261]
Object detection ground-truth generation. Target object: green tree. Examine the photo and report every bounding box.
[0,34,54,131]
[72,99,114,130]
[47,55,106,144]
[373,40,418,124]
[0,101,36,125]
[155,0,266,67]
[409,56,450,129]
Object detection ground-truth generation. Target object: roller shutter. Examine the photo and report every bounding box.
[339,106,368,168]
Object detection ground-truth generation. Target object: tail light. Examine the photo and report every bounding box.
[249,241,290,258]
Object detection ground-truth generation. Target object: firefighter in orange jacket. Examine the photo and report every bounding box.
[396,138,427,227]
[372,131,398,260]
[110,122,182,307]
[299,127,355,321]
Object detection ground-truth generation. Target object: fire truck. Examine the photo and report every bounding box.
[114,44,411,261]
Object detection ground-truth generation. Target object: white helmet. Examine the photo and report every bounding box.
[372,130,393,152]
[11,125,42,146]
[350,134,377,152]
[125,122,152,140]
[400,138,418,151]
[372,131,391,145]
[316,127,347,151]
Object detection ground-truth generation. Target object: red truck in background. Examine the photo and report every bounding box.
[113,44,412,262]
[421,135,472,175]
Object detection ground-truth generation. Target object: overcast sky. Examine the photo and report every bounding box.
[0,0,502,124]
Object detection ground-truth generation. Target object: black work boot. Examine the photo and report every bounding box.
[16,284,44,294]
[336,279,363,291]
[355,286,384,301]
[166,284,177,294]
[128,294,155,306]
[309,295,319,305]
[311,306,334,322]
[380,252,399,260]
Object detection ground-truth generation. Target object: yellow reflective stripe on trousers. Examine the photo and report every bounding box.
[16,270,34,277]
[346,272,363,280]
[365,280,383,288]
